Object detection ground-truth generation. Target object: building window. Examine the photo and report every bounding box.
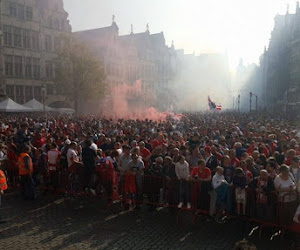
[25,86,33,102]
[54,37,61,51]
[14,56,23,77]
[23,29,31,49]
[25,57,32,77]
[61,20,65,30]
[25,6,33,21]
[45,61,53,79]
[34,86,42,102]
[13,27,22,47]
[3,26,13,46]
[46,84,54,95]
[4,55,13,76]
[45,35,52,51]
[53,18,60,30]
[6,85,14,98]
[15,86,24,103]
[31,31,39,50]
[9,2,17,17]
[33,58,40,79]
[17,4,25,20]
[48,17,52,28]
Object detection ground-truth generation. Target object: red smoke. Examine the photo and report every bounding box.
[101,80,182,121]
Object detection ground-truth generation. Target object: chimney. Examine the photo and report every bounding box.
[297,2,299,13]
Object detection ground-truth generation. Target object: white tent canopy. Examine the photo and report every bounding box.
[23,98,54,112]
[55,108,75,114]
[0,98,32,112]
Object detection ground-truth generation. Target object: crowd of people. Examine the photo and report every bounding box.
[0,112,300,226]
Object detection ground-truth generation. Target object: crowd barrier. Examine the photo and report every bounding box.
[5,164,300,238]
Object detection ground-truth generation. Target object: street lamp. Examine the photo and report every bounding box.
[250,92,252,112]
[249,92,258,112]
[237,94,240,112]
[41,84,46,119]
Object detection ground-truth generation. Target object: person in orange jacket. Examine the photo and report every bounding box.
[0,162,8,223]
[18,145,36,200]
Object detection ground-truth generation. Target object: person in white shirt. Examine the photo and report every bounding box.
[290,156,300,193]
[67,142,80,171]
[118,145,131,172]
[211,166,232,219]
[274,165,296,202]
[274,164,297,225]
[0,143,7,164]
[212,167,227,189]
[46,142,61,192]
[175,155,191,209]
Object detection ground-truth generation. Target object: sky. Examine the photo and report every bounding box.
[63,0,298,71]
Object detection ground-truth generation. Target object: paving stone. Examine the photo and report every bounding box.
[0,194,298,250]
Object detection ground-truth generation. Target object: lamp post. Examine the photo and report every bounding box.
[41,84,47,121]
[250,92,258,112]
[237,94,240,112]
[249,92,252,112]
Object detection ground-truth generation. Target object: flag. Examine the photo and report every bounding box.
[208,96,222,111]
[208,96,216,109]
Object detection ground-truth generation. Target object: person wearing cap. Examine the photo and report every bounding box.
[0,161,8,223]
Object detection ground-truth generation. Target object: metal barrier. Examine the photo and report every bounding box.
[8,166,300,237]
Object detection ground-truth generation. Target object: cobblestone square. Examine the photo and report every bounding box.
[0,194,298,250]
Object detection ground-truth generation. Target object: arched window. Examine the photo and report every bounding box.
[61,20,65,30]
[53,18,60,29]
[48,16,52,28]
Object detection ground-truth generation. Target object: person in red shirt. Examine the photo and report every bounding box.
[229,149,240,168]
[33,133,45,149]
[6,140,18,187]
[139,141,151,169]
[191,159,212,209]
[240,160,253,184]
[247,141,269,157]
[191,159,212,180]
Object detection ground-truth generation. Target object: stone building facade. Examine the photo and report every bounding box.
[0,0,71,105]
[258,2,300,113]
[75,20,178,109]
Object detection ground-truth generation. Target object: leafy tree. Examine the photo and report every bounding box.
[55,36,106,113]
